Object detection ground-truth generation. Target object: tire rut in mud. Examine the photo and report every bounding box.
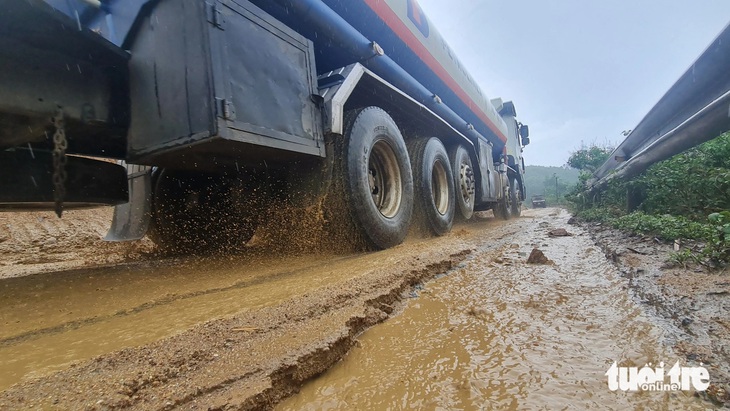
[0,250,472,411]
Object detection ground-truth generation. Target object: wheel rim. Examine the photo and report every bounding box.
[431,159,449,215]
[368,139,402,218]
[504,184,513,217]
[458,161,475,207]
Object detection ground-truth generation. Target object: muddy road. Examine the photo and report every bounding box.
[0,208,722,409]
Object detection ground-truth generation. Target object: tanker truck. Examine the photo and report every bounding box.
[0,0,530,252]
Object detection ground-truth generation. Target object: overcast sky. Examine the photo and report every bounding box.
[417,0,730,166]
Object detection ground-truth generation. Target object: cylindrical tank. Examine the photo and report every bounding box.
[253,0,510,151]
[322,0,509,148]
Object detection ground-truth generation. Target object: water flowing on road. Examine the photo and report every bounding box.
[278,209,706,410]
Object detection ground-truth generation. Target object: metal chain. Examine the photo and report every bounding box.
[51,108,68,218]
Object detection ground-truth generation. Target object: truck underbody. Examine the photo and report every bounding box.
[0,0,529,252]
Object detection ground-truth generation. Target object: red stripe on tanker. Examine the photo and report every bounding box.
[361,0,508,143]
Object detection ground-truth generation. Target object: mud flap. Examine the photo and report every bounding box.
[105,163,152,241]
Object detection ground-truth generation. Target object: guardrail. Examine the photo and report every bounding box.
[589,22,730,189]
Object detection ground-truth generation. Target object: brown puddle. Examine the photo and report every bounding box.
[278,210,709,410]
[0,239,462,392]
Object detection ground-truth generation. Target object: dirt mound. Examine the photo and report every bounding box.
[0,209,153,279]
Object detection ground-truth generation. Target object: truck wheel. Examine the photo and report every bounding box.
[149,169,258,253]
[494,177,513,220]
[510,177,522,217]
[342,107,413,249]
[448,144,475,220]
[408,137,455,235]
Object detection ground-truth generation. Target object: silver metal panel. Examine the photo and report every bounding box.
[321,64,365,134]
[319,63,472,148]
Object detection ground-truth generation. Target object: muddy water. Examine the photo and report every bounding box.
[0,238,465,391]
[278,210,708,410]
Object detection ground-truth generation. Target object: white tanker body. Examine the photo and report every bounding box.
[322,0,511,149]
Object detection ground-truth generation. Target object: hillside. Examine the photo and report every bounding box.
[523,166,580,205]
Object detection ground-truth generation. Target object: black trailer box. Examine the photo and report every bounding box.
[126,0,323,171]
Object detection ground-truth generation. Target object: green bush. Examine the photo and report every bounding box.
[575,207,624,223]
[634,132,730,219]
[669,248,703,268]
[577,209,729,265]
[612,212,712,241]
[569,132,730,219]
[569,132,730,266]
[706,211,730,263]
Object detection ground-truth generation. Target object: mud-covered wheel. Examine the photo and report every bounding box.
[149,169,258,253]
[510,176,522,217]
[341,107,413,249]
[493,176,513,221]
[448,144,475,220]
[408,137,455,236]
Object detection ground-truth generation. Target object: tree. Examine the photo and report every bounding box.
[567,145,614,173]
[564,144,616,209]
[541,174,571,205]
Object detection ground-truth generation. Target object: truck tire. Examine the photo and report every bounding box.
[149,169,258,253]
[510,176,522,217]
[341,107,413,249]
[448,144,475,220]
[408,137,455,236]
[493,177,513,221]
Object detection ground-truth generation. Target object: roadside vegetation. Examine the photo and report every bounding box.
[566,132,730,267]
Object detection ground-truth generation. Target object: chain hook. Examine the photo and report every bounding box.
[51,108,68,218]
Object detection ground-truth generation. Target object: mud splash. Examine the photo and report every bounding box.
[278,210,708,410]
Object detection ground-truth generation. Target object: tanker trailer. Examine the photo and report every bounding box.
[0,0,530,252]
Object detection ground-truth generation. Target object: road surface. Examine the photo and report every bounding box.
[0,208,716,409]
